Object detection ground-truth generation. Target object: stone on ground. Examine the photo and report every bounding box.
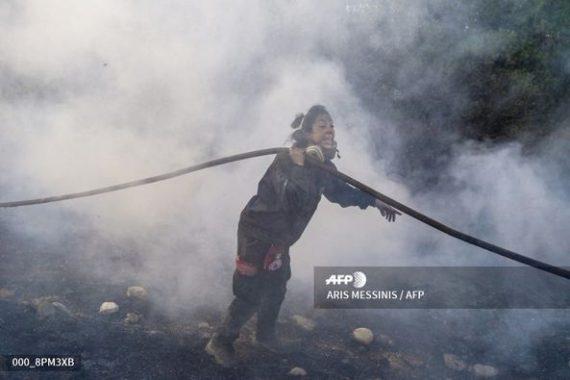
[124,312,141,324]
[32,297,72,320]
[198,322,211,329]
[51,302,74,318]
[352,327,374,345]
[291,315,316,331]
[126,286,148,300]
[288,366,307,376]
[99,302,119,315]
[443,353,467,371]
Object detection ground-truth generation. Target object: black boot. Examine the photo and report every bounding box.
[206,333,237,368]
[207,295,258,367]
[253,332,286,353]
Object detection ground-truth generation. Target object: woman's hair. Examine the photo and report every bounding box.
[290,104,331,148]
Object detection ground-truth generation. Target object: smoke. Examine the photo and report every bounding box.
[1,0,569,372]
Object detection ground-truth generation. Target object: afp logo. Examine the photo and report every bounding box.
[325,271,367,288]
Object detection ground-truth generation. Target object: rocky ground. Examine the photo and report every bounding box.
[1,240,569,379]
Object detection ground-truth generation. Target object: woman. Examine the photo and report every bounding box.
[206,105,398,366]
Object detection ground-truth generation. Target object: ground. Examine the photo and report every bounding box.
[1,240,569,379]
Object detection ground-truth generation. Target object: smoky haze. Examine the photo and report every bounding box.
[1,0,569,371]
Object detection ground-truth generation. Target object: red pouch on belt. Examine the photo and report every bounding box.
[235,257,258,276]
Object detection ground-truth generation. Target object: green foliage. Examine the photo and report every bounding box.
[340,0,569,186]
[347,0,569,143]
[460,0,570,141]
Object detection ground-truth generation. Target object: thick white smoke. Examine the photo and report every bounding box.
[0,1,415,305]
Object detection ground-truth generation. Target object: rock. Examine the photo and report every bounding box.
[288,367,307,376]
[352,327,374,345]
[126,286,148,300]
[99,302,119,315]
[471,364,498,378]
[197,322,212,338]
[0,288,15,299]
[292,315,316,331]
[198,322,211,329]
[32,297,73,319]
[443,353,467,371]
[124,313,141,324]
[51,302,74,318]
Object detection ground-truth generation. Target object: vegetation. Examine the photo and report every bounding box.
[342,0,569,185]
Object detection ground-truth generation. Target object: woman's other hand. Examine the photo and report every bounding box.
[375,199,401,222]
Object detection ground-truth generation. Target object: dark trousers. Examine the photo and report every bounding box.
[218,231,291,343]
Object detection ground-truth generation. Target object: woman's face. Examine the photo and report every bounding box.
[309,113,336,150]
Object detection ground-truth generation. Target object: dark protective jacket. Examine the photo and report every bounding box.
[239,150,376,247]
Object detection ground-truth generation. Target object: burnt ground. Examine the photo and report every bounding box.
[1,238,570,379]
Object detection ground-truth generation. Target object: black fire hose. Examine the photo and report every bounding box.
[308,157,570,280]
[0,148,285,207]
[1,147,568,280]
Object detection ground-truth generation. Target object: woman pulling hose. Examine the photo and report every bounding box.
[206,105,399,367]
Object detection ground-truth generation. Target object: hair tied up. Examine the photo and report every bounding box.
[291,113,304,129]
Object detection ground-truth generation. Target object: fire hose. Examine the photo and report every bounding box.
[1,147,568,280]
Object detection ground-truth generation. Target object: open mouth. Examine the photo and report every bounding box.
[321,136,335,147]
